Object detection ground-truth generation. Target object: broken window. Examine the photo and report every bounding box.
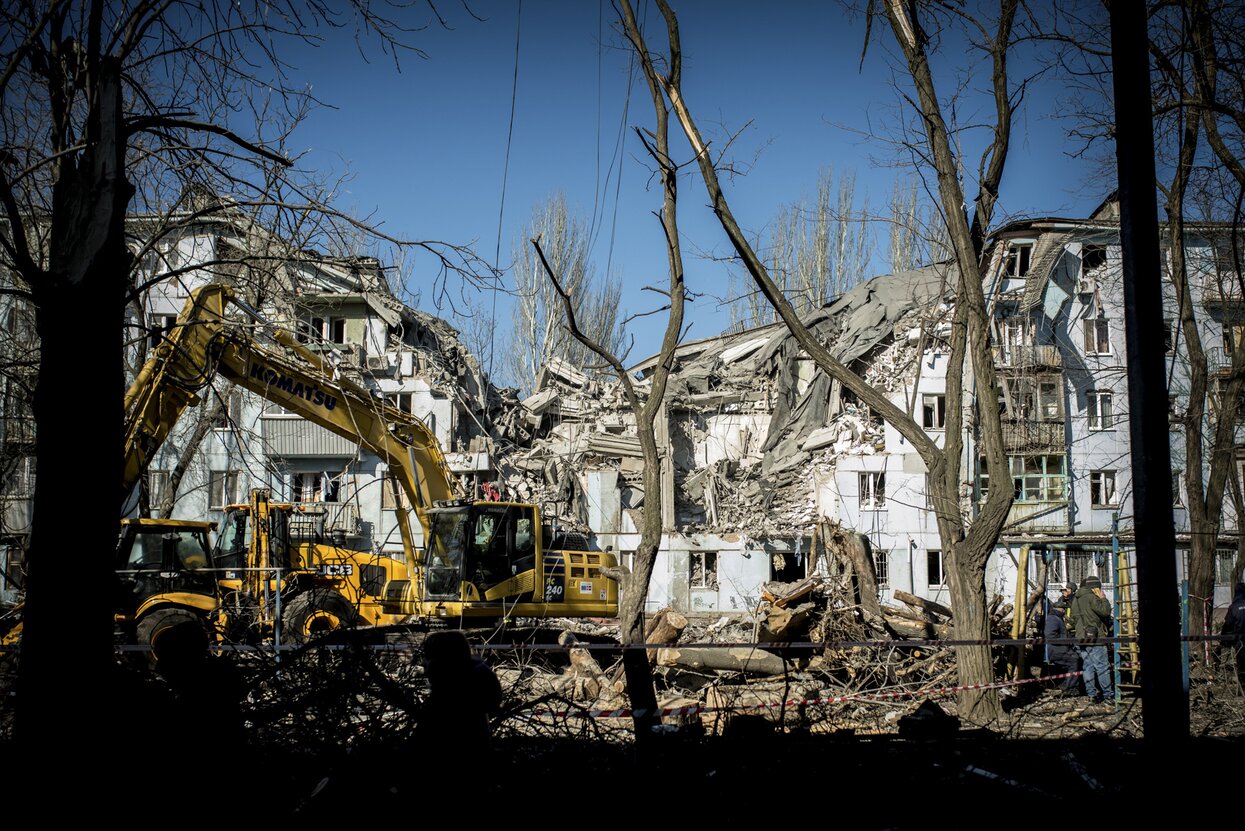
[922,394,946,430]
[298,315,348,344]
[1090,470,1118,508]
[1173,470,1184,507]
[858,471,886,510]
[1004,377,1063,421]
[1004,242,1033,278]
[1087,390,1114,430]
[1081,244,1107,274]
[1083,316,1111,355]
[1007,454,1067,502]
[386,392,413,413]
[209,470,241,509]
[1163,319,1176,354]
[926,550,945,586]
[293,472,339,503]
[690,550,718,590]
[148,313,177,347]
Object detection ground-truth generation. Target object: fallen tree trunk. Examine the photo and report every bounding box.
[893,590,953,620]
[656,646,788,676]
[699,681,817,734]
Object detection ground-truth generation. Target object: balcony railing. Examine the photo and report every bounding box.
[993,344,1062,369]
[289,501,360,539]
[1001,420,1066,451]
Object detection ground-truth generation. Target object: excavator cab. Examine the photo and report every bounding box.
[422,502,541,602]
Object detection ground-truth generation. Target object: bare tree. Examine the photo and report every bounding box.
[728,168,871,331]
[1147,0,1245,647]
[623,0,1020,723]
[0,1,488,787]
[507,193,624,395]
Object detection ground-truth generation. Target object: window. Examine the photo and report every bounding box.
[293,472,339,503]
[922,394,946,430]
[1002,315,1033,349]
[1083,317,1111,355]
[382,474,411,511]
[210,389,244,430]
[147,470,170,510]
[1173,470,1184,507]
[690,550,718,590]
[386,392,413,414]
[1004,377,1062,421]
[1004,242,1033,277]
[209,470,240,509]
[1081,244,1108,273]
[1169,395,1182,423]
[981,454,1067,502]
[1090,470,1118,508]
[297,315,347,345]
[1163,319,1175,354]
[874,550,889,587]
[1216,548,1240,586]
[859,471,886,510]
[927,550,945,587]
[1088,390,1114,430]
[148,313,177,347]
[2,539,26,592]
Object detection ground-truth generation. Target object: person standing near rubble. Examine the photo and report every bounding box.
[417,629,503,750]
[1071,575,1114,704]
[1042,584,1080,695]
[1220,581,1245,691]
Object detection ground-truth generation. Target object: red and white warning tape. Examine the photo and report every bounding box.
[526,671,1086,719]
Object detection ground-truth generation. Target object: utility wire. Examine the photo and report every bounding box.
[490,0,523,380]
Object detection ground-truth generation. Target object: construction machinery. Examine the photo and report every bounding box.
[123,283,617,638]
[113,516,222,650]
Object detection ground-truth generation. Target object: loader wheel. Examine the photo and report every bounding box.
[137,608,210,666]
[280,589,358,644]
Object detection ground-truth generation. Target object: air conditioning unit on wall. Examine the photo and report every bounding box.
[1076,275,1096,295]
[365,355,389,373]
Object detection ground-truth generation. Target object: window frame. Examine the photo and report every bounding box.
[921,394,946,431]
[1083,317,1111,355]
[1087,389,1114,431]
[208,470,240,510]
[858,471,887,510]
[1089,469,1119,509]
[926,549,945,587]
[689,550,719,591]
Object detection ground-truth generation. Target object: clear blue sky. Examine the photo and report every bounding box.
[282,1,1106,378]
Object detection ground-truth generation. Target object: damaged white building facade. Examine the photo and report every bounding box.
[510,195,1244,618]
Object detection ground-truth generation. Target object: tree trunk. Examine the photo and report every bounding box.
[15,55,133,796]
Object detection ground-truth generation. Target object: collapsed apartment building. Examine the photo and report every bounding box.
[500,195,1245,620]
[1,193,1241,623]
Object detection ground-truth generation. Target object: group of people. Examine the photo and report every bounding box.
[1041,575,1115,704]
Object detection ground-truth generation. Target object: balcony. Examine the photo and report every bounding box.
[1001,420,1066,451]
[993,344,1062,369]
[261,416,359,458]
[1003,501,1069,533]
[289,501,361,539]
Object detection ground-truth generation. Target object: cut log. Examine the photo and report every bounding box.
[656,646,788,676]
[699,682,816,734]
[883,615,951,640]
[760,576,819,608]
[893,590,954,620]
[644,608,688,662]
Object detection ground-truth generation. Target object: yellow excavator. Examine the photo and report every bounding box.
[123,283,617,642]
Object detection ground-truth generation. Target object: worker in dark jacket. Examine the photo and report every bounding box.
[1042,589,1081,694]
[1071,575,1114,703]
[1221,581,1245,691]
